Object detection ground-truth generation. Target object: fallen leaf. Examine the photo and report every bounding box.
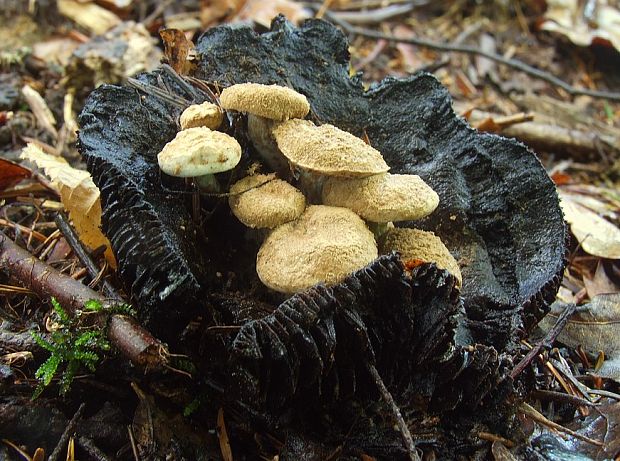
[200,0,245,26]
[583,261,620,300]
[160,28,195,75]
[540,294,620,357]
[566,400,620,459]
[560,191,620,259]
[0,159,31,191]
[20,144,116,268]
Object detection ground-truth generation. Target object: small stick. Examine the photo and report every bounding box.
[0,231,167,370]
[530,389,597,407]
[510,303,576,380]
[76,436,113,461]
[519,402,604,447]
[127,78,190,108]
[161,64,201,102]
[367,363,420,461]
[48,403,85,461]
[53,211,121,301]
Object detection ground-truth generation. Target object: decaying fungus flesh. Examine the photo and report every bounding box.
[157,126,241,191]
[379,227,462,286]
[272,118,389,200]
[229,173,306,229]
[179,101,224,130]
[256,205,378,294]
[322,173,439,235]
[220,83,311,174]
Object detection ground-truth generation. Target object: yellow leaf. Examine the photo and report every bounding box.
[20,144,117,268]
[560,191,620,259]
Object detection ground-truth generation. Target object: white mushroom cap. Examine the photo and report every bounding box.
[272,119,389,177]
[256,205,378,293]
[157,127,241,177]
[220,83,310,121]
[379,227,462,286]
[229,174,306,229]
[322,173,439,222]
[180,102,224,130]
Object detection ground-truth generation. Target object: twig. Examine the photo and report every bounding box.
[367,363,420,461]
[0,231,168,370]
[585,388,620,401]
[325,3,416,25]
[76,436,113,461]
[328,18,620,102]
[530,389,597,407]
[510,303,577,380]
[519,402,604,447]
[127,78,190,109]
[48,403,85,461]
[53,211,121,302]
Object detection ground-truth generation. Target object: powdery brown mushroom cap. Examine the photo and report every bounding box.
[379,227,462,286]
[257,205,378,293]
[220,83,310,121]
[322,173,439,222]
[157,127,241,177]
[229,174,306,229]
[272,119,389,177]
[179,102,224,130]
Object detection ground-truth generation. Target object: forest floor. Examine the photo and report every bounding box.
[1,1,620,460]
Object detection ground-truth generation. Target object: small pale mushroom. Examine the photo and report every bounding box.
[229,173,306,229]
[179,101,224,130]
[321,173,439,235]
[271,119,390,201]
[157,126,241,191]
[220,83,310,175]
[379,227,462,287]
[256,205,378,294]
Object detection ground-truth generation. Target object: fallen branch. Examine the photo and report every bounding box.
[328,17,620,102]
[463,108,617,157]
[510,303,576,380]
[0,231,167,370]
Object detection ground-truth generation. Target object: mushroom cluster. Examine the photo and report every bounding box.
[156,83,462,294]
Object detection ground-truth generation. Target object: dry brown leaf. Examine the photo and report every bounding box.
[560,191,620,259]
[160,28,195,75]
[200,0,246,26]
[541,294,620,357]
[20,144,116,268]
[583,261,620,300]
[0,158,31,191]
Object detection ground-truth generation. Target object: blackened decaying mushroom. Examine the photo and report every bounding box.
[78,16,567,458]
[194,17,566,349]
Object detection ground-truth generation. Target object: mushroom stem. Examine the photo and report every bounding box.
[297,170,325,204]
[247,115,290,176]
[365,221,392,239]
[195,173,221,193]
